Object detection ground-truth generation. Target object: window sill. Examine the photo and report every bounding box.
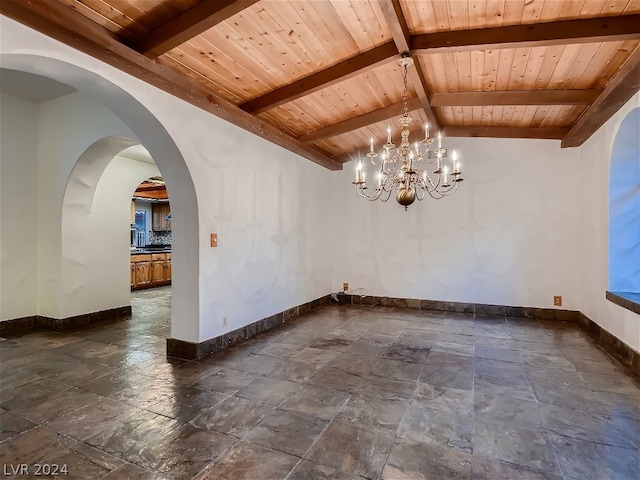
[606,291,640,315]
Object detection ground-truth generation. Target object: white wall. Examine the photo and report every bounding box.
[0,16,334,344]
[62,153,160,317]
[577,93,640,353]
[332,136,582,310]
[0,93,38,320]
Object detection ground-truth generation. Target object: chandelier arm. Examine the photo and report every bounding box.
[351,54,464,209]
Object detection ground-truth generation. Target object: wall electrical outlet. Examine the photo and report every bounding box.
[222,317,227,326]
[343,282,349,292]
[210,233,218,247]
[553,295,562,306]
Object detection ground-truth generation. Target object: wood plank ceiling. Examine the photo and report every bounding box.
[2,0,639,171]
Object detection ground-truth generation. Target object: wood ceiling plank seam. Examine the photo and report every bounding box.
[265,2,352,73]
[506,46,532,90]
[429,90,600,107]
[166,42,258,101]
[361,0,393,46]
[470,50,485,91]
[165,42,259,102]
[563,43,640,147]
[406,0,438,34]
[132,0,262,58]
[483,48,500,91]
[511,104,527,128]
[501,104,516,126]
[559,0,588,20]
[447,0,470,31]
[56,0,142,40]
[443,51,462,92]
[159,54,244,104]
[92,0,152,37]
[547,43,583,89]
[503,0,526,25]
[194,25,290,96]
[217,8,300,80]
[485,0,507,28]
[521,45,548,90]
[559,42,604,90]
[307,0,360,57]
[492,105,505,126]
[520,105,537,128]
[495,48,516,90]
[442,126,569,139]
[0,0,341,169]
[146,0,196,19]
[416,54,441,95]
[181,35,273,100]
[333,1,388,50]
[521,0,543,24]
[578,0,610,18]
[539,105,564,128]
[296,97,421,143]
[575,41,621,89]
[538,0,565,24]
[454,50,473,92]
[107,0,163,31]
[530,104,551,128]
[410,14,640,53]
[430,0,452,32]
[250,3,329,80]
[467,0,486,30]
[533,44,566,89]
[593,39,640,88]
[481,105,493,125]
[283,1,355,62]
[239,41,399,114]
[588,42,633,89]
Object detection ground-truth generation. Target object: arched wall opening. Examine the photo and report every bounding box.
[608,107,640,295]
[0,53,200,343]
[61,137,163,318]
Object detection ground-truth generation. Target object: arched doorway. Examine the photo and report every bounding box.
[0,54,200,345]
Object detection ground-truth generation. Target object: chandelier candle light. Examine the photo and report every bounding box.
[353,54,463,210]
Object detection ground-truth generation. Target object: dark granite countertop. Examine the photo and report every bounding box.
[131,247,172,254]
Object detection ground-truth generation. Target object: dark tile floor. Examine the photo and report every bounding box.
[1,287,639,479]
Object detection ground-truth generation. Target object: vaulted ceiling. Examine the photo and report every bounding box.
[2,0,639,170]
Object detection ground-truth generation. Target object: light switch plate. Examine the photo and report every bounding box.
[210,233,217,247]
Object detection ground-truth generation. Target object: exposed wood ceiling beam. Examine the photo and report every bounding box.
[562,46,640,148]
[430,90,601,107]
[240,41,398,114]
[131,0,260,59]
[0,0,341,171]
[378,0,439,130]
[443,127,570,140]
[411,15,640,53]
[337,126,570,163]
[297,97,422,144]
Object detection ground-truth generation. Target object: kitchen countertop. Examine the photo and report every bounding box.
[131,248,172,254]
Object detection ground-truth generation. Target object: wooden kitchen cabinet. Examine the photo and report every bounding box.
[152,203,171,231]
[132,254,152,288]
[131,252,171,290]
[164,253,172,281]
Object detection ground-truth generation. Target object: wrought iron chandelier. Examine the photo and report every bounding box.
[352,54,463,210]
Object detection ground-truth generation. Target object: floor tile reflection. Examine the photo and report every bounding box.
[1,286,638,479]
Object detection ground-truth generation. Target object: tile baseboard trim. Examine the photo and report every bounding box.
[167,295,331,360]
[340,294,581,321]
[578,312,639,371]
[0,306,132,335]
